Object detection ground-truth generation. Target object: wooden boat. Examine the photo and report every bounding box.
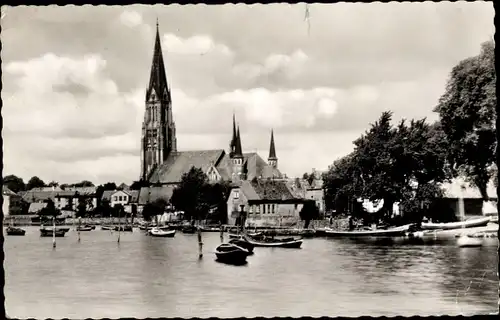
[228,231,263,239]
[114,225,133,232]
[242,233,303,248]
[40,228,67,237]
[457,234,483,248]
[101,225,114,230]
[215,243,250,264]
[228,238,254,254]
[182,225,197,234]
[76,225,94,231]
[6,226,26,236]
[421,217,491,230]
[324,224,411,238]
[149,227,176,237]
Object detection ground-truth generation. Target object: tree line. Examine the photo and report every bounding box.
[322,40,496,225]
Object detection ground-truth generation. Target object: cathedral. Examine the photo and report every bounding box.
[140,23,283,192]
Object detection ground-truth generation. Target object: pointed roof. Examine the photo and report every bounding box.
[146,22,170,101]
[234,125,243,157]
[268,129,277,160]
[229,113,237,157]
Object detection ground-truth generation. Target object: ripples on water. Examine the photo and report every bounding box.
[4,227,498,318]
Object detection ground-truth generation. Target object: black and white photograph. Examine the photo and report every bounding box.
[1,2,498,319]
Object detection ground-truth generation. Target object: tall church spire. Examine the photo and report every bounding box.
[235,125,243,157]
[268,129,278,169]
[140,21,177,182]
[146,21,170,102]
[229,112,237,157]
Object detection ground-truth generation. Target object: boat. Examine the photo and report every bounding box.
[324,224,412,238]
[242,233,303,248]
[115,225,133,232]
[149,227,176,237]
[214,243,250,264]
[457,234,483,247]
[76,225,94,231]
[421,216,491,230]
[40,228,67,237]
[182,225,197,234]
[228,238,255,254]
[6,226,26,236]
[228,231,263,239]
[101,225,114,230]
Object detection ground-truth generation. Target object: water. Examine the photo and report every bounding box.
[4,227,498,318]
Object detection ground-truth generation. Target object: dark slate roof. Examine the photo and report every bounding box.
[28,202,48,213]
[149,150,225,184]
[240,180,299,202]
[129,190,140,203]
[102,190,139,202]
[101,190,115,201]
[138,186,176,205]
[23,187,97,202]
[215,152,282,181]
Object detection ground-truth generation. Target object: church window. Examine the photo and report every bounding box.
[267,204,271,214]
[234,190,239,199]
[249,206,253,214]
[256,205,260,214]
[263,205,266,214]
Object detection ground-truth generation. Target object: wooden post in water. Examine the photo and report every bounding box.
[52,216,56,249]
[117,208,121,243]
[219,223,224,243]
[197,222,203,258]
[77,217,81,242]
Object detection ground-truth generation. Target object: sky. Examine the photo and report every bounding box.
[1,3,495,185]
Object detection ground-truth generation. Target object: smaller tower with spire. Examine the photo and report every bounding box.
[268,129,278,169]
[230,120,244,182]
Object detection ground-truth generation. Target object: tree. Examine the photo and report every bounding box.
[205,181,232,223]
[171,167,211,221]
[72,180,95,187]
[434,40,496,199]
[142,198,167,222]
[3,174,26,193]
[39,199,61,223]
[299,200,320,229]
[95,182,117,207]
[75,196,90,218]
[26,176,46,190]
[47,181,59,187]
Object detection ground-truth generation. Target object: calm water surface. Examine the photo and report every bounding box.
[4,227,498,318]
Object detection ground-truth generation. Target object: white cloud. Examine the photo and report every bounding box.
[119,10,143,28]
[163,33,233,56]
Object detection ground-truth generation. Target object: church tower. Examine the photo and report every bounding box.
[140,21,177,181]
[268,129,278,169]
[230,117,244,181]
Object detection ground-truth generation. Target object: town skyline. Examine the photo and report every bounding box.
[2,3,494,185]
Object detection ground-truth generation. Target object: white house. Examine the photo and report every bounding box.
[102,189,140,214]
[2,186,18,217]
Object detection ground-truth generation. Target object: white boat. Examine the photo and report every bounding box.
[324,224,412,238]
[457,234,483,247]
[149,227,176,237]
[421,216,490,230]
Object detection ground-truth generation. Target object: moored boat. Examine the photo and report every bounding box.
[457,234,483,248]
[149,227,176,237]
[242,233,303,248]
[421,217,491,230]
[228,231,262,239]
[228,238,254,254]
[182,225,197,234]
[6,226,26,236]
[324,224,412,238]
[40,228,67,237]
[76,225,94,231]
[215,243,250,264]
[101,225,114,230]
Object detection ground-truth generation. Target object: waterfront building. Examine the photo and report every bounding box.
[22,187,98,212]
[226,179,306,227]
[2,186,19,217]
[101,189,140,214]
[138,23,283,204]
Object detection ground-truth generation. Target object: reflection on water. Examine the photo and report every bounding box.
[4,227,498,318]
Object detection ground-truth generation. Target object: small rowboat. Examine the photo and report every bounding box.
[101,225,114,231]
[242,233,303,248]
[149,227,176,238]
[228,232,263,240]
[215,243,250,264]
[228,238,254,254]
[76,225,94,231]
[457,234,483,248]
[6,227,26,236]
[40,228,67,237]
[421,217,491,230]
[182,225,197,234]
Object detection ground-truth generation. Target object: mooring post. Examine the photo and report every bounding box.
[198,225,203,258]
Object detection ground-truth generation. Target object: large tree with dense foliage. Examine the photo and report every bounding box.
[434,40,496,199]
[171,167,211,221]
[26,176,46,190]
[3,174,26,193]
[299,200,320,229]
[323,112,450,224]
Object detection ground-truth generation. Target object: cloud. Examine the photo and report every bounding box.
[119,10,143,28]
[163,33,233,56]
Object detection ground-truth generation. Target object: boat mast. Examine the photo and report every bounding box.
[52,216,56,249]
[117,207,121,243]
